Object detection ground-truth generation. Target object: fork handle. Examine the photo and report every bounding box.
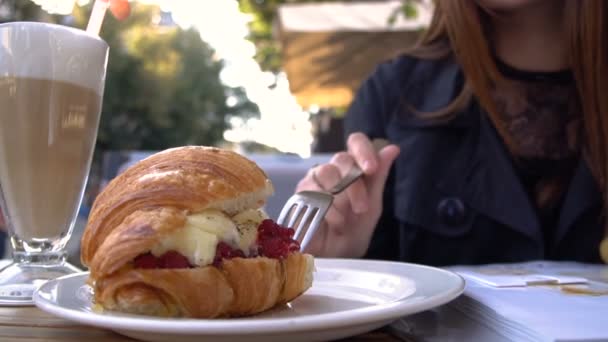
[327,138,388,195]
[327,165,364,195]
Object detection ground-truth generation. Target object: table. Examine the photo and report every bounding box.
[0,307,410,342]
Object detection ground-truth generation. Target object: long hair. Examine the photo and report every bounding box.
[409,0,608,218]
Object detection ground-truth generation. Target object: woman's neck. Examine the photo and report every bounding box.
[490,1,567,72]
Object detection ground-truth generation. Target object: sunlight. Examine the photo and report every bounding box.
[33,0,314,156]
[31,0,75,14]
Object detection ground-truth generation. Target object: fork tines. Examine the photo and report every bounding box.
[276,191,333,252]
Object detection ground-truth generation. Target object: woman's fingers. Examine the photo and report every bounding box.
[347,132,378,174]
[323,206,346,233]
[366,144,401,200]
[295,139,398,245]
[307,162,356,228]
[293,139,399,257]
[312,163,342,191]
[346,179,369,214]
[330,152,369,213]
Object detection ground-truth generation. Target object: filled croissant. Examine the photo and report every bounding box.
[81,146,314,318]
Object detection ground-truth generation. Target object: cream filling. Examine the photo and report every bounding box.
[150,208,267,266]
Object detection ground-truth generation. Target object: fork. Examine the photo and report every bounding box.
[276,139,387,252]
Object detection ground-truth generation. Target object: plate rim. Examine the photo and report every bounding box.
[33,258,465,335]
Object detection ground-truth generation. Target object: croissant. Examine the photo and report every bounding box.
[81,146,314,318]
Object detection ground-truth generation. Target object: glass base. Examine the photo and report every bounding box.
[0,257,81,306]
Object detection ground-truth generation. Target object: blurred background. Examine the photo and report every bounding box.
[0,0,431,261]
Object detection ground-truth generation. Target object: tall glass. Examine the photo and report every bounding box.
[0,22,108,305]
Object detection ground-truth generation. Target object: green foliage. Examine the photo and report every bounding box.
[71,4,259,151]
[2,2,259,151]
[388,0,419,25]
[238,0,420,73]
[239,0,355,73]
[0,1,46,22]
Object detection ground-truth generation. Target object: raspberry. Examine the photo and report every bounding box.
[257,219,274,236]
[280,227,296,238]
[213,242,245,266]
[231,249,245,258]
[248,248,259,258]
[157,250,192,268]
[256,219,300,259]
[260,238,287,258]
[288,241,300,252]
[133,218,300,269]
[133,253,158,269]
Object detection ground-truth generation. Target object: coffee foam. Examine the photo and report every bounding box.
[0,22,108,95]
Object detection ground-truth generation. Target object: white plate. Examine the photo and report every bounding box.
[33,258,465,342]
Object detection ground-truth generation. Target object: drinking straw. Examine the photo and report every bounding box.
[86,0,110,36]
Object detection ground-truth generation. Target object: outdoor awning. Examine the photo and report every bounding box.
[276,0,432,108]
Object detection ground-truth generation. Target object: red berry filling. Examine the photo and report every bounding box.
[257,219,300,259]
[212,242,246,266]
[133,250,193,269]
[133,253,158,269]
[158,250,191,268]
[132,219,300,269]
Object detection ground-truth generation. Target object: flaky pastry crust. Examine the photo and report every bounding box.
[81,146,313,318]
[95,253,314,318]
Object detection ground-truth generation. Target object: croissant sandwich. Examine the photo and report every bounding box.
[80,146,314,318]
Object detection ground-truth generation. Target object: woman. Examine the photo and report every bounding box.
[296,0,608,265]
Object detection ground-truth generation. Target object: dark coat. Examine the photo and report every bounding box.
[345,55,604,266]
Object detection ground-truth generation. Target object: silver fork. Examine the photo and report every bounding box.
[276,139,387,252]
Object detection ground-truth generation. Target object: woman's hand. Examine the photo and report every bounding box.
[295,133,400,258]
[109,0,130,21]
[0,211,5,232]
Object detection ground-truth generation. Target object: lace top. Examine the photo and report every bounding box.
[491,59,582,245]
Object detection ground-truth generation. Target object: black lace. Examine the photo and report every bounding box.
[490,58,582,246]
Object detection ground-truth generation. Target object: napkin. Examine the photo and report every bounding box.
[456,264,588,287]
[446,261,608,342]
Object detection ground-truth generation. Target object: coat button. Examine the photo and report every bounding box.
[437,197,467,226]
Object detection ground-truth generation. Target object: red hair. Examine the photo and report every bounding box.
[409,0,608,221]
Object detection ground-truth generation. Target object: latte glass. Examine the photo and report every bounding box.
[0,22,108,305]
